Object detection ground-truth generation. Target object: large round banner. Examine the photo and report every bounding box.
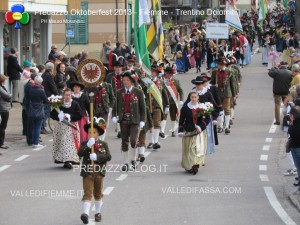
[76,59,106,87]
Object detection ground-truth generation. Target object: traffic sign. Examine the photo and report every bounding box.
[66,28,75,38]
[206,23,229,39]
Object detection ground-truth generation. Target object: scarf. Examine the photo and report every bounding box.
[64,99,72,108]
[72,92,82,98]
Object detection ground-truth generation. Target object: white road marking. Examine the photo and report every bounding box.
[259,174,269,182]
[269,124,277,133]
[0,165,11,172]
[103,187,114,195]
[260,155,268,161]
[32,146,46,151]
[49,139,53,142]
[265,138,272,143]
[269,119,277,134]
[14,155,29,161]
[88,219,96,225]
[263,187,297,225]
[145,152,151,158]
[259,165,267,171]
[116,174,128,181]
[262,145,270,151]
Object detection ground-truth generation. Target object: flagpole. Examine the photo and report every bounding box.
[89,92,95,174]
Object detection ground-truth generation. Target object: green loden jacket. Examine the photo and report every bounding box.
[112,86,146,124]
[78,140,112,177]
[94,82,115,113]
[211,68,238,99]
[164,78,184,105]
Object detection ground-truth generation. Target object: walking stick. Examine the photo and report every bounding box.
[89,92,95,173]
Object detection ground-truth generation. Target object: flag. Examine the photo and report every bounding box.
[143,78,164,111]
[147,0,164,61]
[225,0,243,32]
[258,0,267,23]
[134,0,151,75]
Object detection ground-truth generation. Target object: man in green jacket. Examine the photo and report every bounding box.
[160,66,184,137]
[112,71,146,171]
[211,57,238,134]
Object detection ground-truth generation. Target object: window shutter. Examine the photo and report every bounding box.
[66,2,88,44]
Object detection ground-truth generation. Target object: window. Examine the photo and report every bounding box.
[66,2,89,44]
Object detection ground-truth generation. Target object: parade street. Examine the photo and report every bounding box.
[0,54,300,225]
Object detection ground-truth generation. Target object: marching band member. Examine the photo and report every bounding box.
[78,119,111,224]
[160,66,184,137]
[211,58,238,135]
[70,81,90,143]
[184,75,217,157]
[136,68,154,162]
[112,71,146,171]
[50,88,83,169]
[105,57,124,138]
[178,90,209,175]
[147,65,169,149]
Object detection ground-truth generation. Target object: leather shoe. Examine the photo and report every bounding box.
[117,132,121,138]
[274,122,280,125]
[40,129,51,134]
[121,163,129,172]
[171,132,176,137]
[159,132,165,138]
[0,145,9,149]
[95,213,102,222]
[80,213,89,224]
[140,155,145,163]
[153,143,160,149]
[147,143,153,149]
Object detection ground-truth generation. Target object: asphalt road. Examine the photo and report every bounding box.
[0,54,299,225]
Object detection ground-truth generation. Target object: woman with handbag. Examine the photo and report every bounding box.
[0,74,12,149]
[50,88,83,169]
[26,76,48,148]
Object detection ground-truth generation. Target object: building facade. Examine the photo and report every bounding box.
[52,0,133,59]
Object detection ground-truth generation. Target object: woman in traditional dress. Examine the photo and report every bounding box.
[70,81,90,143]
[184,75,217,159]
[50,88,83,169]
[262,32,275,66]
[176,38,191,73]
[178,90,209,175]
[185,34,196,68]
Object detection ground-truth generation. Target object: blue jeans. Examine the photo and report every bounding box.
[42,104,50,130]
[291,148,300,182]
[31,118,43,145]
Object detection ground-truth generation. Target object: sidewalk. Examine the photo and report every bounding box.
[279,133,300,212]
[0,103,32,154]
